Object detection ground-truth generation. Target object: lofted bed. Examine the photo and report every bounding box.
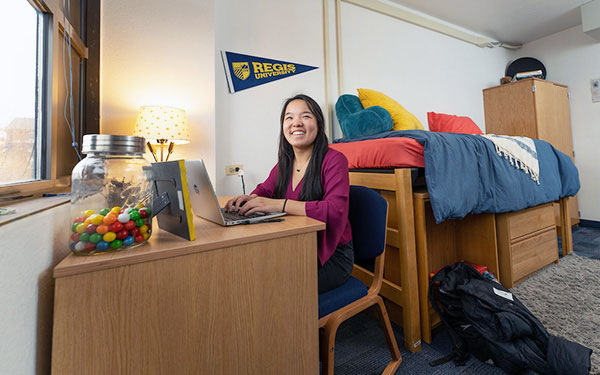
[330,131,577,351]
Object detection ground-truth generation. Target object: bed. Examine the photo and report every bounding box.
[330,130,579,351]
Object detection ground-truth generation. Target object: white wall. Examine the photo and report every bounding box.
[515,26,600,221]
[0,204,71,375]
[100,0,216,177]
[337,1,513,137]
[214,0,326,196]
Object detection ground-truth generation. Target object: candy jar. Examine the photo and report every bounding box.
[70,135,153,255]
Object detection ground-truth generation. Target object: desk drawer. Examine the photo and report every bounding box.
[509,203,555,241]
[511,227,558,282]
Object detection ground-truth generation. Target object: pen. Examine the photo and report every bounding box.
[261,218,284,223]
[42,193,71,197]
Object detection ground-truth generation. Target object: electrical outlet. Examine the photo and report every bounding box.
[225,164,243,176]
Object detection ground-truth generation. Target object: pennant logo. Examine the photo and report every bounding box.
[221,51,318,93]
[232,62,250,80]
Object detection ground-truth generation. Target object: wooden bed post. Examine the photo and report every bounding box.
[560,197,573,255]
[393,169,421,352]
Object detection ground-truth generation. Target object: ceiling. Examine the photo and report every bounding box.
[390,0,590,45]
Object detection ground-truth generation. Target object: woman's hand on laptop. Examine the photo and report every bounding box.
[224,194,257,212]
[237,197,284,216]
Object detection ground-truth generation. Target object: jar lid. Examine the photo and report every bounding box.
[82,134,146,154]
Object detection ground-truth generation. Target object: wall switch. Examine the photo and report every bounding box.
[592,78,600,103]
[225,164,243,176]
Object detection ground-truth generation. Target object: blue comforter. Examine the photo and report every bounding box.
[335,130,580,223]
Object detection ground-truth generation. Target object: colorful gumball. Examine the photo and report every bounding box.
[96,240,110,251]
[74,241,85,251]
[83,209,95,218]
[91,214,104,225]
[135,218,145,227]
[130,227,141,237]
[79,233,90,243]
[117,229,129,240]
[99,208,110,216]
[103,213,117,225]
[89,233,102,243]
[124,220,136,230]
[110,239,123,249]
[72,223,80,233]
[109,221,123,232]
[134,234,144,243]
[103,232,117,243]
[75,223,86,233]
[118,213,130,223]
[110,206,121,214]
[71,232,80,242]
[96,224,109,235]
[123,236,135,246]
[129,211,141,221]
[86,224,97,234]
[139,224,148,234]
[142,232,149,240]
[143,207,151,216]
[83,242,96,252]
[139,209,149,219]
[73,216,85,223]
[71,242,77,250]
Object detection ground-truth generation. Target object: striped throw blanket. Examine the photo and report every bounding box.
[481,134,540,184]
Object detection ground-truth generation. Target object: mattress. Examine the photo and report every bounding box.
[329,137,424,169]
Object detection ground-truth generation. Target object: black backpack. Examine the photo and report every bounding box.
[429,262,592,374]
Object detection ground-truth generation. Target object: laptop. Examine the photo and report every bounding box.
[185,160,286,226]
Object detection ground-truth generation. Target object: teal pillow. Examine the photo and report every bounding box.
[335,94,393,139]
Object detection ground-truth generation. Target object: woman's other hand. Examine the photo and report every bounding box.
[224,194,257,212]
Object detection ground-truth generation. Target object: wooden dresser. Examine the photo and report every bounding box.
[495,203,559,288]
[483,78,579,226]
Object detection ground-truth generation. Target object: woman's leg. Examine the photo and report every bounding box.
[318,241,354,294]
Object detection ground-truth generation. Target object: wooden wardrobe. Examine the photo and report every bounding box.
[483,78,579,226]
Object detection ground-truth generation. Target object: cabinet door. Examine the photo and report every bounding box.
[483,80,538,137]
[534,83,574,158]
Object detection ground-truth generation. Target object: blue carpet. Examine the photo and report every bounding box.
[332,225,600,374]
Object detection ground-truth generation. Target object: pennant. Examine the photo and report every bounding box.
[221,51,318,93]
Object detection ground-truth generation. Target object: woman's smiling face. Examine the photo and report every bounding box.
[282,99,318,151]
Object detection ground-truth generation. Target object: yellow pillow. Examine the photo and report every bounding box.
[357,88,424,131]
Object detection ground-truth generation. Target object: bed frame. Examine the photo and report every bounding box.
[348,167,574,353]
[348,168,422,352]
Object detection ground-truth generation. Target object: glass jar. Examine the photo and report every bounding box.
[69,135,153,255]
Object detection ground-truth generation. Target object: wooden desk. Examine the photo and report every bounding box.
[51,211,325,375]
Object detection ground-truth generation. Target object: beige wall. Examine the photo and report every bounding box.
[0,203,71,375]
[100,0,216,178]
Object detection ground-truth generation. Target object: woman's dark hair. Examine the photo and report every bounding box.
[274,94,329,201]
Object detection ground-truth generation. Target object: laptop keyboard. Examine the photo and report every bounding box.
[221,208,263,222]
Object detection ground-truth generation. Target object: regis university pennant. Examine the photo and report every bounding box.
[221,51,318,93]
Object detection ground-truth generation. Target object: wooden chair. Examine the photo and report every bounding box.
[318,185,402,375]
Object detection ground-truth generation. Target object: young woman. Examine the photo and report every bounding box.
[224,94,353,294]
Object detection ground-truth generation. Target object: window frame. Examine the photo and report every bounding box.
[0,0,99,198]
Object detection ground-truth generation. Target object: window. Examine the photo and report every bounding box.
[0,2,40,185]
[0,0,99,197]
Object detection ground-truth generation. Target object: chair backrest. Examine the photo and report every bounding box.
[348,185,388,261]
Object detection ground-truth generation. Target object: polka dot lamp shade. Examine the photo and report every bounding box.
[133,106,190,144]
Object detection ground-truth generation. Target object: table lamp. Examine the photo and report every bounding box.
[133,106,190,161]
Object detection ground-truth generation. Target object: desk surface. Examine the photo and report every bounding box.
[55,211,325,278]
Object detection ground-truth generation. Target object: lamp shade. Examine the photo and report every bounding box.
[133,106,190,144]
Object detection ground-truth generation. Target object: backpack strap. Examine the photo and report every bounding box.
[428,265,470,367]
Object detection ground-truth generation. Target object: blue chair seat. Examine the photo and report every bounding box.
[318,277,368,319]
